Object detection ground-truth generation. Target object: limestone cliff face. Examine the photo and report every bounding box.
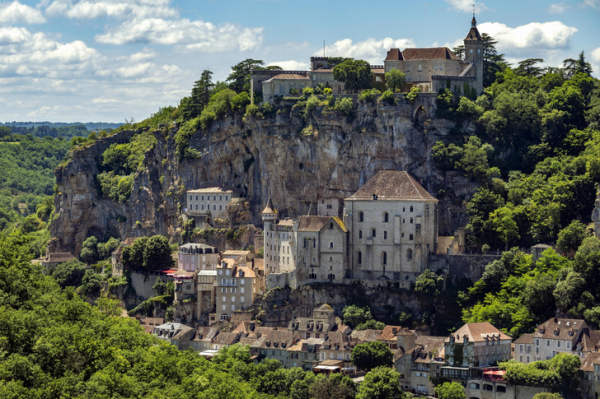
[51,97,475,254]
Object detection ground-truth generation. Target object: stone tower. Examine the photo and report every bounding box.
[262,198,277,276]
[463,14,484,95]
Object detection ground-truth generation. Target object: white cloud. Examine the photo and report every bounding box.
[592,47,600,63]
[581,0,599,9]
[0,1,46,23]
[267,60,309,70]
[549,3,570,13]
[444,0,488,13]
[478,21,578,51]
[316,37,416,65]
[45,0,177,19]
[95,18,263,52]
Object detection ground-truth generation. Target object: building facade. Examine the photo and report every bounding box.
[215,261,258,321]
[344,171,438,285]
[262,198,298,276]
[177,243,218,272]
[186,187,240,220]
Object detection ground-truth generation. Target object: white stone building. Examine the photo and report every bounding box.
[530,317,589,362]
[186,187,240,221]
[177,243,219,272]
[262,198,298,276]
[343,171,438,285]
[215,260,258,322]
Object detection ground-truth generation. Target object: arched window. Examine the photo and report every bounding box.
[359,230,363,239]
[407,249,413,260]
[410,206,413,212]
[409,234,414,241]
[384,231,388,240]
[382,252,387,265]
[372,229,376,238]
[410,217,413,224]
[357,251,362,264]
[329,256,333,262]
[329,242,334,249]
[359,212,364,222]
[384,212,389,223]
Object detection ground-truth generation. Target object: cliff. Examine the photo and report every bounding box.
[50,95,476,254]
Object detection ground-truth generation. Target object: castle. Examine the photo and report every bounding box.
[252,15,484,102]
[262,171,439,289]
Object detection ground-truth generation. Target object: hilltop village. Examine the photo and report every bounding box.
[26,12,600,399]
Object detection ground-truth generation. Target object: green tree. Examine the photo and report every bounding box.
[356,319,386,330]
[80,236,99,264]
[553,271,585,313]
[122,236,148,271]
[415,269,443,296]
[153,277,167,296]
[52,259,87,288]
[556,220,590,255]
[351,341,393,371]
[452,45,465,59]
[143,235,173,271]
[333,59,373,92]
[165,306,175,322]
[515,58,545,77]
[342,305,373,328]
[562,51,593,78]
[490,206,520,250]
[357,367,404,399]
[227,59,264,93]
[435,382,466,399]
[532,394,563,399]
[385,69,406,92]
[20,214,42,234]
[482,33,506,88]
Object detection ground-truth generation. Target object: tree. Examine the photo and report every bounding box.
[435,382,466,399]
[122,237,148,271]
[20,214,41,234]
[356,319,386,330]
[490,207,520,250]
[310,374,356,399]
[452,45,465,60]
[80,236,99,264]
[342,305,373,328]
[182,70,216,120]
[385,69,406,92]
[97,237,120,260]
[515,58,545,77]
[482,33,506,88]
[532,394,563,399]
[333,59,373,92]
[0,126,11,138]
[553,271,585,313]
[227,59,264,93]
[414,269,443,296]
[351,341,393,371]
[165,306,175,322]
[557,220,590,255]
[563,51,593,78]
[52,259,87,288]
[153,277,167,296]
[143,235,173,271]
[357,367,404,399]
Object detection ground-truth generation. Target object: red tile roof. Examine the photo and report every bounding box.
[346,171,437,201]
[533,318,588,340]
[447,322,512,343]
[402,47,459,60]
[581,352,600,371]
[297,216,347,233]
[385,48,404,61]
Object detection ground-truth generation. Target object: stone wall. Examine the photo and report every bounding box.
[429,253,499,282]
[131,271,170,300]
[266,271,296,290]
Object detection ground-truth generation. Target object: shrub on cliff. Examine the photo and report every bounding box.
[334,97,354,116]
[379,90,397,106]
[97,172,133,202]
[122,235,173,272]
[359,88,381,104]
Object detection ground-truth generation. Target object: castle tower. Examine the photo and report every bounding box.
[463,13,484,95]
[262,198,278,276]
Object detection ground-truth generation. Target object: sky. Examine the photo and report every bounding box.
[0,0,599,123]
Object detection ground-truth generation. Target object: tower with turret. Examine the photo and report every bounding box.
[463,13,484,95]
[262,198,278,276]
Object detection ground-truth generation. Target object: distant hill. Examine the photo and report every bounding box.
[1,121,122,131]
[0,121,123,140]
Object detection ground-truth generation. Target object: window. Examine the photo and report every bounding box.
[496,386,506,393]
[536,339,540,346]
[382,252,387,265]
[196,204,198,210]
[231,288,236,293]
[357,251,362,264]
[213,205,216,210]
[440,64,443,70]
[222,305,226,311]
[410,218,413,224]
[567,341,571,349]
[519,344,523,353]
[231,305,235,311]
[359,230,362,239]
[219,205,223,210]
[384,212,389,222]
[195,195,198,201]
[469,383,480,389]
[213,195,216,201]
[407,249,413,260]
[409,234,413,241]
[219,195,222,201]
[329,242,334,249]
[359,212,364,222]
[225,195,228,201]
[384,231,387,239]
[372,229,376,238]
[418,64,422,71]
[547,340,550,347]
[231,296,236,302]
[241,279,245,285]
[221,287,226,293]
[410,206,413,212]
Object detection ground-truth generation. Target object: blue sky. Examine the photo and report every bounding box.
[0,0,599,122]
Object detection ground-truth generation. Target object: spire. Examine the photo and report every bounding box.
[472,4,477,28]
[262,197,276,214]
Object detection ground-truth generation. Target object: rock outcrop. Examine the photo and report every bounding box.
[51,96,476,254]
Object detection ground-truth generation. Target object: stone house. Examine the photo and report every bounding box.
[42,252,75,274]
[319,330,357,365]
[177,243,218,272]
[215,261,258,322]
[580,352,600,399]
[222,250,254,266]
[152,322,195,350]
[531,317,589,361]
[212,331,241,350]
[317,198,343,218]
[186,187,240,224]
[262,73,311,103]
[351,329,383,343]
[344,171,439,285]
[296,216,348,284]
[442,322,512,380]
[287,338,324,370]
[191,326,220,352]
[377,326,404,349]
[288,304,336,339]
[513,333,534,364]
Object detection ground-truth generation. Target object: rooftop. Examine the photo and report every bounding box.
[447,322,512,343]
[44,252,76,263]
[264,73,311,82]
[298,216,347,232]
[346,171,437,202]
[187,187,235,194]
[533,318,587,340]
[402,47,460,61]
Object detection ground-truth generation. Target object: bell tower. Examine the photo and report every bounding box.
[463,12,484,95]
